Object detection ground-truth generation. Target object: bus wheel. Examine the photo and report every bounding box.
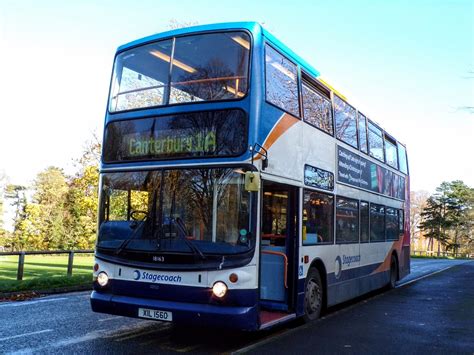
[389,254,398,289]
[304,268,323,322]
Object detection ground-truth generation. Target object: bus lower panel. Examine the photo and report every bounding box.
[327,271,389,306]
[400,245,410,280]
[90,291,259,331]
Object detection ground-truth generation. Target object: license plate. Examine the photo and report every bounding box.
[138,308,173,321]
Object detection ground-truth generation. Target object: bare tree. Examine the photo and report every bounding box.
[410,190,429,250]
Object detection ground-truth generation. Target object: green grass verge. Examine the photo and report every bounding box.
[0,254,94,293]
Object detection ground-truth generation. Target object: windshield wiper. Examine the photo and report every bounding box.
[115,188,158,256]
[173,217,206,260]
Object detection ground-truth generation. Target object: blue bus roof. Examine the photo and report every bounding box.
[117,21,320,78]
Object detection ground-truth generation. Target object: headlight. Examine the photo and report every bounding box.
[97,272,109,287]
[212,281,227,298]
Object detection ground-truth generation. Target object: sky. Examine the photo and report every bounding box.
[0,0,473,195]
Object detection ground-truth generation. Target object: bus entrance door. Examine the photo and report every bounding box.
[259,181,298,326]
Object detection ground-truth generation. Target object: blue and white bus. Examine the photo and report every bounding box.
[91,22,410,331]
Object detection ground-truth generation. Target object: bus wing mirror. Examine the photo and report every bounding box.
[245,171,260,192]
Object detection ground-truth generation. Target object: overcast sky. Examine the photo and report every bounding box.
[0,0,473,194]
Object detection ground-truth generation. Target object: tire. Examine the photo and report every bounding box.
[388,254,398,289]
[303,268,323,322]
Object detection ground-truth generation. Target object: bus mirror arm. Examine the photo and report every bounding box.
[250,143,268,171]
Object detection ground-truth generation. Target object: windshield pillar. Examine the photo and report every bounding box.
[212,182,218,242]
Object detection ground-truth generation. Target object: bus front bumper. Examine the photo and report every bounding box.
[90,291,259,331]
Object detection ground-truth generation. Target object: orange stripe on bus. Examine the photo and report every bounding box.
[371,239,403,275]
[253,113,299,161]
[263,113,299,150]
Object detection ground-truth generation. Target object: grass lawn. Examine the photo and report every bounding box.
[0,254,94,293]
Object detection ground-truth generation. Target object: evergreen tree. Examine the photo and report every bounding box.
[419,182,457,256]
[447,181,474,256]
[419,181,474,257]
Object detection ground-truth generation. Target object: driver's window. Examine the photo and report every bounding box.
[108,190,128,221]
[131,190,149,216]
[106,189,149,221]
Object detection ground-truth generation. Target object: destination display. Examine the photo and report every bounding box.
[126,129,216,157]
[337,146,405,200]
[103,110,247,162]
[304,165,334,191]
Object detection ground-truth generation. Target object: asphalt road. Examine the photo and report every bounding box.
[0,258,472,354]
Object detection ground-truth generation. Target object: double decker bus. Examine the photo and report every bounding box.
[91,22,410,331]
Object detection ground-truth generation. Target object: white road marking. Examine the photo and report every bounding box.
[0,329,53,342]
[0,298,67,308]
[98,316,120,322]
[6,322,162,354]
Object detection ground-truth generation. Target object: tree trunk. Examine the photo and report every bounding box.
[454,229,458,258]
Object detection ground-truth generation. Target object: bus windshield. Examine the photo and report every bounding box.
[97,168,254,256]
[109,31,250,112]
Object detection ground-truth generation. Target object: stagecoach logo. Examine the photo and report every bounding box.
[334,256,342,279]
[342,254,361,267]
[335,254,361,279]
[132,269,182,283]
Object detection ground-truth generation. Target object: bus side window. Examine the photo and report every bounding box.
[335,197,359,243]
[397,143,409,174]
[358,113,368,153]
[360,201,369,242]
[385,207,398,240]
[370,203,385,242]
[302,79,333,135]
[398,209,404,238]
[384,135,399,169]
[302,190,334,245]
[265,44,300,117]
[368,121,384,162]
[334,95,358,149]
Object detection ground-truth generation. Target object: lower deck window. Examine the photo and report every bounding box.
[370,203,385,242]
[336,197,359,243]
[303,190,334,244]
[385,207,398,240]
[360,201,369,243]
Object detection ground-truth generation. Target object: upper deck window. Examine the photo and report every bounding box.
[384,135,398,169]
[358,113,368,153]
[368,121,384,162]
[302,80,333,135]
[265,44,299,117]
[334,96,358,148]
[109,31,250,112]
[397,143,408,174]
